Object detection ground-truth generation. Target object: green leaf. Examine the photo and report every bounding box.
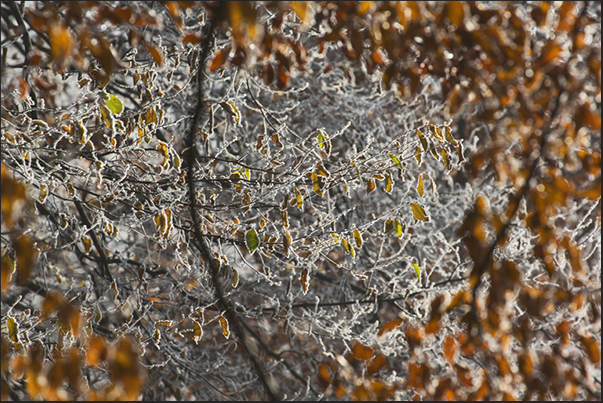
[102,92,124,115]
[412,262,421,282]
[317,130,326,148]
[388,153,402,169]
[245,229,260,254]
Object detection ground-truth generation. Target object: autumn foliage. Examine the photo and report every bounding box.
[1,1,600,401]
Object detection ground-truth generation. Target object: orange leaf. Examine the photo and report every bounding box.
[147,44,164,66]
[210,47,231,72]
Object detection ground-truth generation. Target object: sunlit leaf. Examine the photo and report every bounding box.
[82,236,92,253]
[353,228,363,248]
[384,171,394,193]
[410,203,429,222]
[102,92,124,115]
[342,238,355,257]
[389,153,402,169]
[245,228,259,254]
[416,175,424,197]
[412,262,422,282]
[219,316,230,338]
[394,218,403,237]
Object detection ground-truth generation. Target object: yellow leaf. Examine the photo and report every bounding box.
[294,187,303,209]
[414,146,423,166]
[410,203,429,222]
[394,218,403,237]
[384,218,394,233]
[412,262,422,282]
[366,178,376,194]
[316,162,330,177]
[353,228,363,248]
[38,183,49,203]
[416,129,428,151]
[219,316,230,338]
[82,236,92,253]
[282,211,289,228]
[445,126,455,142]
[416,175,424,197]
[385,170,394,193]
[193,320,203,344]
[441,149,451,170]
[7,317,19,342]
[311,172,324,195]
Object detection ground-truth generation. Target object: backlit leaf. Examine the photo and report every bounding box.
[412,262,422,282]
[394,219,403,237]
[102,92,124,115]
[411,203,429,222]
[388,153,402,169]
[245,229,260,254]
